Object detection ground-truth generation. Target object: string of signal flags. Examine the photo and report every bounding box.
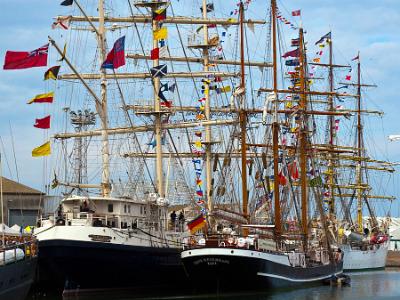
[2,0,129,158]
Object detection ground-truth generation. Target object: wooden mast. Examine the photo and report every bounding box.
[98,0,111,197]
[327,34,335,216]
[239,1,249,227]
[271,0,281,238]
[202,0,213,220]
[356,52,363,232]
[298,27,308,244]
[151,2,165,198]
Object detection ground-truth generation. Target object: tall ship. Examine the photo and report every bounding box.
[180,0,347,291]
[31,0,279,292]
[19,0,392,292]
[329,55,392,271]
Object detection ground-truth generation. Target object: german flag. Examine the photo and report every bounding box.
[27,92,54,104]
[44,66,61,81]
[187,214,206,234]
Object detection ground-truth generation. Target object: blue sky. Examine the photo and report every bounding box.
[0,0,399,216]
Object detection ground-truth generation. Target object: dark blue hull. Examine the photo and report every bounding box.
[181,248,343,292]
[37,239,188,291]
[0,256,37,300]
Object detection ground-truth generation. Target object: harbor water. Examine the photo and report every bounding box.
[30,269,400,300]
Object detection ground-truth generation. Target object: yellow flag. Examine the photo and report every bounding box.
[220,86,231,93]
[194,140,202,148]
[285,102,293,108]
[32,141,51,157]
[27,92,54,104]
[153,27,168,40]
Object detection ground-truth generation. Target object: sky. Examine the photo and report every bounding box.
[0,0,400,216]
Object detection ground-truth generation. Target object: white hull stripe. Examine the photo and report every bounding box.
[182,248,291,266]
[256,271,343,283]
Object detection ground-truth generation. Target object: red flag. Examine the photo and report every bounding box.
[34,115,51,129]
[151,48,160,60]
[288,161,299,180]
[292,10,301,16]
[345,75,351,81]
[3,44,48,70]
[282,48,299,58]
[278,171,287,186]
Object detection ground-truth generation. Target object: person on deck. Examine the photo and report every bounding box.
[178,211,185,231]
[170,211,177,230]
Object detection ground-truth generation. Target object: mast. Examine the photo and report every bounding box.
[356,52,363,232]
[271,0,281,237]
[239,1,248,223]
[202,0,213,218]
[151,2,164,198]
[98,0,111,197]
[327,34,335,216]
[299,27,308,244]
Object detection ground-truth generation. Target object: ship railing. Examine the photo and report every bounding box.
[0,240,38,266]
[183,234,258,251]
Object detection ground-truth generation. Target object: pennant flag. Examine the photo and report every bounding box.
[151,48,160,60]
[196,190,204,197]
[158,89,167,102]
[288,161,299,180]
[32,141,51,157]
[197,199,205,205]
[60,0,73,5]
[34,115,51,129]
[150,64,167,78]
[352,54,359,61]
[315,32,331,45]
[278,171,287,186]
[285,59,300,66]
[196,179,203,186]
[313,58,321,63]
[27,92,54,104]
[57,43,67,62]
[153,27,168,40]
[168,83,176,92]
[52,16,71,29]
[3,44,48,70]
[292,10,301,16]
[101,36,125,69]
[153,7,167,21]
[282,48,299,58]
[200,3,215,13]
[195,131,202,137]
[44,66,61,80]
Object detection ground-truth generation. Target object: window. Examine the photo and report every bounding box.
[108,204,113,213]
[124,205,127,213]
[128,205,131,214]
